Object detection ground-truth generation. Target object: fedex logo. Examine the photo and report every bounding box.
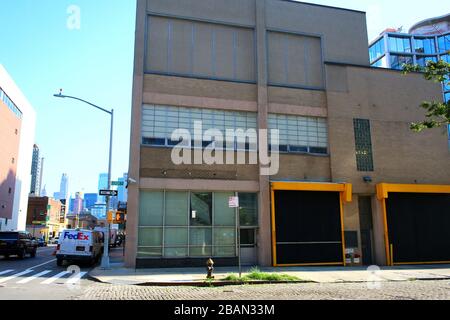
[63,231,89,240]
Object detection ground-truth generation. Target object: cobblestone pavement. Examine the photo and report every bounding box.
[77,280,450,300]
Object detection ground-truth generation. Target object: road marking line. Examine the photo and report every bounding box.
[0,270,34,283]
[17,270,52,284]
[41,271,70,284]
[0,270,14,276]
[28,259,57,270]
[66,272,87,284]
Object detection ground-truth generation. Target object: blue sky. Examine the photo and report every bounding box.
[0,0,447,197]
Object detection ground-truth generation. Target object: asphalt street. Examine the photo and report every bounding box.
[0,245,95,300]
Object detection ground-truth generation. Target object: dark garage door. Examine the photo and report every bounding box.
[274,190,344,265]
[386,193,450,264]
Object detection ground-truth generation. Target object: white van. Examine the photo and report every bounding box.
[56,229,104,266]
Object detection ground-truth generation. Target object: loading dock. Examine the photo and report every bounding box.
[377,183,450,266]
[270,182,352,267]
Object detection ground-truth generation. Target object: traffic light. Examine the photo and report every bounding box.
[107,211,114,222]
[115,211,125,223]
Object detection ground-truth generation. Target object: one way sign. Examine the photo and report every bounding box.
[99,190,118,197]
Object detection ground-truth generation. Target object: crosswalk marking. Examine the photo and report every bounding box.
[41,271,70,284]
[0,270,14,276]
[0,269,34,283]
[66,272,87,285]
[0,269,87,285]
[17,270,52,284]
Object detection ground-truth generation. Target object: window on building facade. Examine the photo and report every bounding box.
[438,35,450,53]
[371,58,384,68]
[441,54,449,64]
[353,119,374,172]
[388,36,412,53]
[369,39,385,62]
[145,16,256,83]
[137,191,258,259]
[0,87,22,119]
[390,54,413,70]
[414,37,436,54]
[268,113,328,154]
[416,56,437,67]
[142,105,257,150]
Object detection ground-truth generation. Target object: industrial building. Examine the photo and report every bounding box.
[125,0,450,268]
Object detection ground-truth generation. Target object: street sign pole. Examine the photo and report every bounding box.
[100,109,114,270]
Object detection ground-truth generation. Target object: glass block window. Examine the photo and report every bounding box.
[390,54,413,70]
[353,119,374,172]
[369,38,385,62]
[388,36,412,53]
[268,114,328,154]
[414,37,436,54]
[142,105,257,150]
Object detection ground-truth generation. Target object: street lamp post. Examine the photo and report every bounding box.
[54,91,114,269]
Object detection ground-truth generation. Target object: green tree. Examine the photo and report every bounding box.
[402,59,450,132]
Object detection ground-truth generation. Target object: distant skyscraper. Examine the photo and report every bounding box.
[98,173,108,204]
[30,145,44,196]
[41,185,47,197]
[59,173,69,200]
[118,173,128,203]
[84,193,98,210]
[71,192,83,215]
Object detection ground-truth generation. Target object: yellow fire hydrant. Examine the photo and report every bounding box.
[206,258,215,279]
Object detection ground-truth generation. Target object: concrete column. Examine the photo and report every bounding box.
[371,196,388,266]
[125,0,147,268]
[255,0,271,267]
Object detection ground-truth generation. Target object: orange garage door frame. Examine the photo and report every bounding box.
[377,183,450,266]
[271,181,353,267]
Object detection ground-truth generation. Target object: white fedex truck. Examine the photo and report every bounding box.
[56,229,103,266]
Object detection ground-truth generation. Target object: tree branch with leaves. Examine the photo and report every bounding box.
[402,58,450,132]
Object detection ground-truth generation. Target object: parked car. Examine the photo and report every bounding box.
[48,237,59,245]
[36,238,47,247]
[0,231,38,259]
[55,229,103,266]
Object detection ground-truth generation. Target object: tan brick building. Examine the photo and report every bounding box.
[126,0,450,268]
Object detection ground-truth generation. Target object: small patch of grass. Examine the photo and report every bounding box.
[223,267,300,282]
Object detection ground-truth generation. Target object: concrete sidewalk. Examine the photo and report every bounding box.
[89,264,450,286]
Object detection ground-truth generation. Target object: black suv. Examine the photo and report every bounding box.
[0,231,38,259]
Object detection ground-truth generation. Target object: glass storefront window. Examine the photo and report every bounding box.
[240,229,256,247]
[238,193,258,226]
[190,227,212,246]
[189,246,212,257]
[214,228,235,246]
[214,192,235,226]
[164,228,188,246]
[164,247,188,257]
[137,191,259,259]
[190,192,212,226]
[138,228,162,247]
[137,247,162,257]
[213,246,236,257]
[166,192,188,226]
[139,191,163,226]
